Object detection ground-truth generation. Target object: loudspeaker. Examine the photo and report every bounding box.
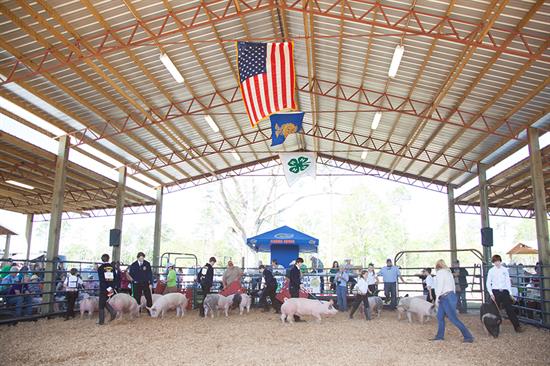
[481,227,493,247]
[109,228,121,247]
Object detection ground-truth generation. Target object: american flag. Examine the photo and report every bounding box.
[237,41,297,127]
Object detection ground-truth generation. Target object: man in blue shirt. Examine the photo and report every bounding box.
[377,259,405,310]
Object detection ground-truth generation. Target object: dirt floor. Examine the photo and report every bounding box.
[1,308,549,366]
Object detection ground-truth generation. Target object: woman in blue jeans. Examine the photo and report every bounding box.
[431,259,474,343]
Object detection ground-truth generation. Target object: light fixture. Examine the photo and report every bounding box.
[361,150,368,160]
[371,111,382,130]
[388,44,405,78]
[6,180,35,190]
[231,150,241,162]
[204,115,219,133]
[159,53,184,83]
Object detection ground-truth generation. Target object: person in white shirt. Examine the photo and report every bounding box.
[424,268,435,303]
[430,259,474,343]
[63,267,83,320]
[349,270,372,320]
[486,254,523,333]
[366,263,378,295]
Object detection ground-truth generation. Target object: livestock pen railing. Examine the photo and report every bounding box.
[1,258,549,328]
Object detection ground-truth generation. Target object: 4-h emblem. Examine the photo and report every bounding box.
[288,156,310,173]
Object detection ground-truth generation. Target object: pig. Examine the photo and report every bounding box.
[79,295,99,319]
[203,294,222,318]
[480,301,502,338]
[360,296,384,318]
[108,293,140,319]
[280,298,338,323]
[148,293,188,318]
[398,297,436,323]
[226,293,252,315]
[139,294,163,310]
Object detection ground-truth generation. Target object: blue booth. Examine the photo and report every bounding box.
[246,226,319,268]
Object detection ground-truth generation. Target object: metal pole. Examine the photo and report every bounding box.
[152,187,163,272]
[527,127,550,324]
[2,234,11,259]
[478,163,491,301]
[112,166,126,263]
[25,213,34,261]
[447,185,458,264]
[42,135,70,314]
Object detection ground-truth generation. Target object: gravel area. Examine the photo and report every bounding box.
[1,308,549,365]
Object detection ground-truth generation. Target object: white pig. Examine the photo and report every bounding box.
[238,293,251,315]
[140,294,163,310]
[398,297,436,323]
[280,298,337,323]
[147,293,188,318]
[108,293,140,319]
[79,295,99,319]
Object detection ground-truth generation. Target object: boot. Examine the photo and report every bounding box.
[106,303,116,321]
[97,308,105,325]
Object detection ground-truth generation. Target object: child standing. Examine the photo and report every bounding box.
[63,268,83,320]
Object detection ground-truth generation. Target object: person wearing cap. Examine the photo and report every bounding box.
[377,258,405,310]
[127,252,154,312]
[486,254,524,333]
[97,254,117,325]
[163,263,177,294]
[197,257,216,317]
[63,268,83,320]
[451,259,469,313]
[220,260,244,296]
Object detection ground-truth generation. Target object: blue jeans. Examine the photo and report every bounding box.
[456,290,467,313]
[435,292,473,341]
[336,285,348,311]
[384,282,397,309]
[7,294,33,317]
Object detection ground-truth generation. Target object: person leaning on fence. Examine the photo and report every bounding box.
[127,252,154,313]
[377,258,405,310]
[486,254,524,333]
[349,270,372,320]
[63,268,83,320]
[259,264,280,313]
[430,259,474,343]
[163,263,177,294]
[97,254,117,325]
[1,265,33,318]
[197,257,216,317]
[452,260,469,314]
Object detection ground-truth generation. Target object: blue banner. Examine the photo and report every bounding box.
[270,112,305,146]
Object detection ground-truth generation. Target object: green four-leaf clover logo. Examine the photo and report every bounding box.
[288,156,310,174]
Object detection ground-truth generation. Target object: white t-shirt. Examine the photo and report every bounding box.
[425,275,434,289]
[366,271,377,285]
[64,274,83,291]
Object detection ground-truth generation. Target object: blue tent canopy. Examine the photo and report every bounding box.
[246,226,319,253]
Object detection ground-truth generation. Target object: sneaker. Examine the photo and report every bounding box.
[463,338,474,343]
[429,338,443,342]
[515,327,525,333]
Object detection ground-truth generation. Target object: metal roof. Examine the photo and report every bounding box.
[0,0,549,216]
[455,144,550,218]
